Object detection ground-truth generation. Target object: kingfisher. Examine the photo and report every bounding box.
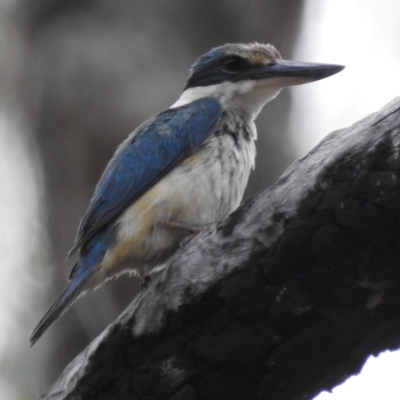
[30,42,343,345]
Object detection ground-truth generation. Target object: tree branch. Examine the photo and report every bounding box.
[39,97,400,400]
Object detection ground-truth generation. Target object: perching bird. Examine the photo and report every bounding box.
[30,42,343,345]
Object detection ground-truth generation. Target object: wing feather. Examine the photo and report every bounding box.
[68,97,221,256]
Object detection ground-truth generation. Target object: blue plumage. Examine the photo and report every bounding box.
[30,97,221,345]
[69,97,222,256]
[31,225,117,343]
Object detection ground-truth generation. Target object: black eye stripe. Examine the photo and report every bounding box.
[222,57,245,73]
[185,55,252,89]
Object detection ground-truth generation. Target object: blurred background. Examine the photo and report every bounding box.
[0,0,399,399]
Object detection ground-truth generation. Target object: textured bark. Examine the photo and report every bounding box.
[40,98,400,400]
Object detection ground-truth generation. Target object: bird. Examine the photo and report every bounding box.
[30,42,344,345]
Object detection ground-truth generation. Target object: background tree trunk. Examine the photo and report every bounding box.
[39,98,400,400]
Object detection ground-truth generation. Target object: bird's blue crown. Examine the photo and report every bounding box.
[185,42,281,89]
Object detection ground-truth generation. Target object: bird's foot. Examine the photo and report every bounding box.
[140,275,152,290]
[160,219,206,233]
[179,231,200,250]
[161,219,213,250]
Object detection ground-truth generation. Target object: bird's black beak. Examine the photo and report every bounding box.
[254,59,345,87]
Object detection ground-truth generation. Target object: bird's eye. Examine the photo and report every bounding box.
[222,58,244,73]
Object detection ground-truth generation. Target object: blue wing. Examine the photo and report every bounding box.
[30,97,221,345]
[69,97,222,256]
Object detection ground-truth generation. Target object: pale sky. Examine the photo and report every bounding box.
[316,351,400,400]
[292,0,400,154]
[292,1,400,399]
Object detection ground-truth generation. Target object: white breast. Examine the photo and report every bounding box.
[108,113,257,276]
[159,127,256,224]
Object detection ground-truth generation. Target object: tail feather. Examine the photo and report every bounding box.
[30,277,88,346]
[31,226,116,345]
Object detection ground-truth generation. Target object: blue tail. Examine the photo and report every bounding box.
[30,226,116,345]
[29,273,90,346]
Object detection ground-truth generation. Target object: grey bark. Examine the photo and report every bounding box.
[39,98,400,400]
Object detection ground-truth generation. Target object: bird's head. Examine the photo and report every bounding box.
[172,43,344,119]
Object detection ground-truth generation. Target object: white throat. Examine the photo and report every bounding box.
[171,80,282,120]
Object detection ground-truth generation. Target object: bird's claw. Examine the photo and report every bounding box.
[179,231,200,250]
[140,275,152,290]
